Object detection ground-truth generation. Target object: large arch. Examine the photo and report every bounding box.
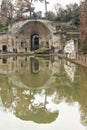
[18,21,52,51]
[8,20,62,53]
[19,21,52,36]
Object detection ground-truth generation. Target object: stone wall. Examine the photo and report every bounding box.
[0,20,62,53]
[17,21,52,51]
[13,20,62,53]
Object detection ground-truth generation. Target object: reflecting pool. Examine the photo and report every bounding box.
[0,56,87,130]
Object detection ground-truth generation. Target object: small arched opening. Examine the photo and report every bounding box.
[31,34,39,51]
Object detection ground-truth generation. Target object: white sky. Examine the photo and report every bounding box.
[0,0,82,14]
[34,0,81,12]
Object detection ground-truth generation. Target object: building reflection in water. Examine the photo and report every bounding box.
[31,58,39,74]
[0,56,87,128]
[0,56,60,124]
[64,60,76,82]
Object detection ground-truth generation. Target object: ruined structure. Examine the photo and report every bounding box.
[0,20,62,53]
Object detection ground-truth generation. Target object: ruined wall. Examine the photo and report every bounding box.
[19,21,52,47]
[0,20,62,53]
[13,21,62,52]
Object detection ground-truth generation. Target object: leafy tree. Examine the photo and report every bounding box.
[54,2,80,26]
[36,11,42,19]
[66,3,80,25]
[46,11,55,21]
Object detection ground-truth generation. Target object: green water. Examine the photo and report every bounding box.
[0,56,87,130]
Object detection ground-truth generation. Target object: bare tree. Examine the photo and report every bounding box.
[1,0,14,26]
[15,0,35,19]
[54,3,62,17]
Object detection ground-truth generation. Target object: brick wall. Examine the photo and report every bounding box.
[80,0,87,41]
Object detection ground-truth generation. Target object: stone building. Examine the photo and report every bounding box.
[0,20,62,53]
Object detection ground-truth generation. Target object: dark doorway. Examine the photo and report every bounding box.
[31,34,39,51]
[2,45,7,52]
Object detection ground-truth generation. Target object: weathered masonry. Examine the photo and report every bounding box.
[0,20,62,53]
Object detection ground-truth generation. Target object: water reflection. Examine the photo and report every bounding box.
[31,58,39,74]
[0,56,87,130]
[64,61,76,82]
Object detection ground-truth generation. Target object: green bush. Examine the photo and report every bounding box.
[0,27,8,33]
[35,48,51,54]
